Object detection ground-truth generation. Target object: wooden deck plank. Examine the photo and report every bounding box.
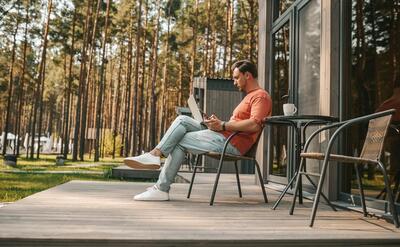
[0,174,399,246]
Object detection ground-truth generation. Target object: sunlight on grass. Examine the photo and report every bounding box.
[0,154,130,202]
[0,173,110,202]
[0,154,124,171]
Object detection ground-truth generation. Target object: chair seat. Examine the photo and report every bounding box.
[205,152,254,161]
[300,152,378,164]
[187,130,268,205]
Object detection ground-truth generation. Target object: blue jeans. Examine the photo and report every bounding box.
[155,115,240,192]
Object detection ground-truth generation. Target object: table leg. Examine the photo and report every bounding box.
[295,125,303,205]
[273,123,303,210]
[272,171,299,210]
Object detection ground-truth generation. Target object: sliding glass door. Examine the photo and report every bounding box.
[340,0,400,211]
[268,0,321,184]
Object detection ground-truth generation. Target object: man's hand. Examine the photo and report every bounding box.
[203,114,224,131]
[204,115,261,133]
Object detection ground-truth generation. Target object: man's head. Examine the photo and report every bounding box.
[231,60,258,92]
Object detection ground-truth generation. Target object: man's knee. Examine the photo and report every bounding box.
[175,115,192,123]
[177,132,197,149]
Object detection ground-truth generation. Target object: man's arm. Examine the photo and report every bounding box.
[224,119,261,132]
[204,94,271,133]
[204,116,261,133]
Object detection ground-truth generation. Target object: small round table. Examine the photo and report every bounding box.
[265,115,338,210]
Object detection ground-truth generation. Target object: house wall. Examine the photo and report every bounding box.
[256,0,272,185]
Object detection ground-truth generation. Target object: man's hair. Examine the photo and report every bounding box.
[231,60,258,78]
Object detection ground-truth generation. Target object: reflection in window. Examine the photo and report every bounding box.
[297,0,321,176]
[298,0,320,115]
[345,0,400,206]
[273,0,296,20]
[270,22,290,177]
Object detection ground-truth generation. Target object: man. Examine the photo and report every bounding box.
[124,60,272,201]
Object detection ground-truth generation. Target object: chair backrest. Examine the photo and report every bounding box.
[243,127,264,158]
[360,114,392,160]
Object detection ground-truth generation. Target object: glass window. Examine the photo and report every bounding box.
[344,0,400,207]
[274,0,296,21]
[297,0,321,115]
[297,0,321,176]
[270,22,290,178]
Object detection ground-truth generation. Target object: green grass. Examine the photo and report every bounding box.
[0,154,138,203]
[350,174,386,190]
[0,172,112,202]
[0,154,124,171]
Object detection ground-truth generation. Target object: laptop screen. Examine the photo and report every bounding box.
[187,95,204,122]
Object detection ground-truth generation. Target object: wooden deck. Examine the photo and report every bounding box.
[0,173,399,247]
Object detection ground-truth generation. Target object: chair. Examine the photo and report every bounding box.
[289,109,399,228]
[186,129,268,205]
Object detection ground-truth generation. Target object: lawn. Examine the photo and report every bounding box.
[0,172,113,202]
[0,154,124,172]
[0,154,140,202]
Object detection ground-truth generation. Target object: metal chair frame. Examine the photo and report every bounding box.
[289,109,399,228]
[186,130,268,206]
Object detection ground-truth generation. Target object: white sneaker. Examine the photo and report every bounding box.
[124,153,161,170]
[134,186,169,201]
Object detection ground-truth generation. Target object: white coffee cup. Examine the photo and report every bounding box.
[283,103,297,116]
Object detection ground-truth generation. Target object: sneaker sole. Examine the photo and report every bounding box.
[133,196,169,201]
[124,159,160,170]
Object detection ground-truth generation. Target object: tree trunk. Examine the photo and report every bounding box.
[26,104,34,158]
[138,0,148,153]
[87,85,96,158]
[80,0,102,160]
[130,0,143,156]
[228,0,234,77]
[123,12,134,157]
[120,73,128,157]
[3,2,20,155]
[159,3,172,141]
[143,4,152,151]
[389,0,400,88]
[190,0,199,93]
[354,0,372,178]
[247,0,256,62]
[149,0,161,148]
[73,0,93,161]
[178,55,183,107]
[36,0,53,158]
[203,0,211,76]
[222,0,230,78]
[29,0,52,158]
[63,8,76,158]
[60,54,67,155]
[94,0,111,161]
[112,45,124,159]
[15,0,30,156]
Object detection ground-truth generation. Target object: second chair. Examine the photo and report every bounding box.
[290,109,399,228]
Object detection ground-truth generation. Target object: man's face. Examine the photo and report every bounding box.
[233,68,247,91]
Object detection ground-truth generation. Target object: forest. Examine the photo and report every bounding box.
[0,0,259,161]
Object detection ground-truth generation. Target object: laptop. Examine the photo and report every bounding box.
[187,94,206,123]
